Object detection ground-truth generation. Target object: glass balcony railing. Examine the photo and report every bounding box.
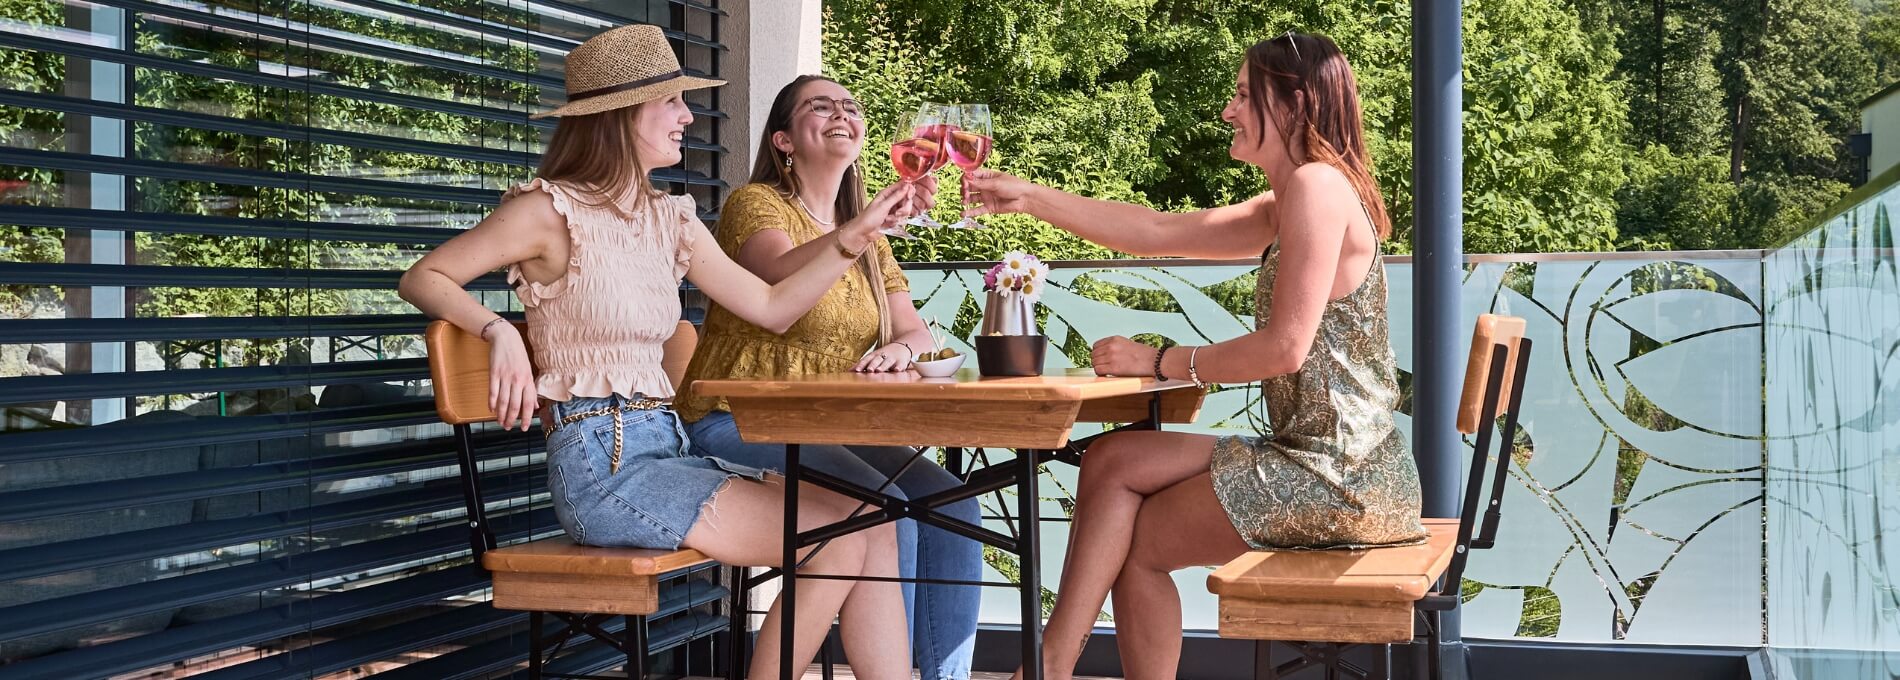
[905,178,1895,672]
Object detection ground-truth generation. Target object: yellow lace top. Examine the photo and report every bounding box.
[674,183,910,423]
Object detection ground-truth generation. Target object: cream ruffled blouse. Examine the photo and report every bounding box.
[504,178,698,401]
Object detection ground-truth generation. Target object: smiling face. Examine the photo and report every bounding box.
[630,91,694,168]
[772,78,866,165]
[1221,65,1294,170]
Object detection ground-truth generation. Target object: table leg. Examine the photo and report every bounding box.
[781,443,800,680]
[1019,448,1043,680]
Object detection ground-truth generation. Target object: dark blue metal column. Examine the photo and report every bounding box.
[1414,0,1469,677]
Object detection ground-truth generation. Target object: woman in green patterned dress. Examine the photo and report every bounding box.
[963,33,1427,680]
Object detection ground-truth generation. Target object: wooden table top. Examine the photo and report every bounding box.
[692,369,1196,402]
[692,370,1205,449]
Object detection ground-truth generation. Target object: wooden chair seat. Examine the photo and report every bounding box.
[1208,315,1533,679]
[425,319,748,679]
[1207,519,1458,644]
[483,537,715,615]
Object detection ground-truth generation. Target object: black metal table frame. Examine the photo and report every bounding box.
[759,395,1169,680]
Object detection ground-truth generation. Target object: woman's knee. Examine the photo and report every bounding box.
[942,494,981,523]
[867,518,899,554]
[888,452,962,497]
[800,526,870,572]
[1124,524,1181,574]
[1078,433,1140,487]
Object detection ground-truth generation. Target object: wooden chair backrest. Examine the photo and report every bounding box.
[1455,314,1527,435]
[425,319,698,425]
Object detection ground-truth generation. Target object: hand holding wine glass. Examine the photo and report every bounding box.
[946,103,993,230]
[902,103,956,229]
[843,180,926,249]
[886,115,950,240]
[959,168,1040,218]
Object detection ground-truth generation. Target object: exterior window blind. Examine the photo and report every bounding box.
[0,0,727,677]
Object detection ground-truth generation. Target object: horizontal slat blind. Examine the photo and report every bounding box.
[0,0,726,677]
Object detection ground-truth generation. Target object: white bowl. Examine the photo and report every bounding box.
[912,353,966,378]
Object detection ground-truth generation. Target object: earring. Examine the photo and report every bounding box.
[784,154,793,168]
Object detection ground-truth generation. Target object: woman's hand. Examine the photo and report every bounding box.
[838,181,921,252]
[961,168,1041,217]
[894,175,939,225]
[854,342,916,373]
[1090,335,1158,377]
[486,323,538,431]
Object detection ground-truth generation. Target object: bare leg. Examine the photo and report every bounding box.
[682,476,910,680]
[835,498,908,680]
[1015,431,1219,680]
[1112,473,1251,680]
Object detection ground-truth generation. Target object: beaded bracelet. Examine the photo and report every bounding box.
[478,317,507,341]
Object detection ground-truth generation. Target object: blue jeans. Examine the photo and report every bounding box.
[546,398,767,549]
[688,410,981,680]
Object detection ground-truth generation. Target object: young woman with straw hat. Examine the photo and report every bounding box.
[400,24,926,680]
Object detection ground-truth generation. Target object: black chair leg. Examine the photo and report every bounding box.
[819,629,836,680]
[1252,640,1274,679]
[728,566,748,680]
[628,614,649,680]
[529,610,546,680]
[1427,611,1442,680]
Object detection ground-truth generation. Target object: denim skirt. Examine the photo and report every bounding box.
[544,395,768,549]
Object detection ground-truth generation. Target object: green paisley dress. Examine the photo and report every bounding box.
[1207,212,1428,550]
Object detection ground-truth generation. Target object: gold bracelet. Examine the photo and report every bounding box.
[836,232,866,259]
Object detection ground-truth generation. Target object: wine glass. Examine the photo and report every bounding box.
[903,102,957,229]
[883,115,943,240]
[946,103,993,230]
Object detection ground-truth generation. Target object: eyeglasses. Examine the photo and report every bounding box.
[801,96,864,121]
[1281,30,1302,62]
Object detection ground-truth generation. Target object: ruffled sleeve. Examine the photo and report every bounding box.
[502,178,581,308]
[712,184,800,257]
[667,193,702,279]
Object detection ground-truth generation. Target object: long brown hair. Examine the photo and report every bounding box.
[1245,33,1392,239]
[537,105,660,216]
[750,75,868,226]
[747,75,890,344]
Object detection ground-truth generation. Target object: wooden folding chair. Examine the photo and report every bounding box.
[1209,314,1533,679]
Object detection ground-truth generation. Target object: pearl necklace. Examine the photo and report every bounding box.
[793,195,835,227]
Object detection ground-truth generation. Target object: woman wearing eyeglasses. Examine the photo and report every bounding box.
[675,76,983,680]
[963,34,1427,680]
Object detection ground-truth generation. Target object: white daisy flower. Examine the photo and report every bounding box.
[1001,251,1031,278]
[1025,261,1050,287]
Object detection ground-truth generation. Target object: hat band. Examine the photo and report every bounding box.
[567,69,686,102]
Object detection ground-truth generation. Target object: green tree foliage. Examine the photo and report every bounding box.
[826,0,1893,259]
[1565,0,1879,251]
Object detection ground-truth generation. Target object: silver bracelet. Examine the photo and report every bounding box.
[1188,346,1207,388]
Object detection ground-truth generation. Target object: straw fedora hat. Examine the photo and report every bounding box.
[532,24,725,119]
